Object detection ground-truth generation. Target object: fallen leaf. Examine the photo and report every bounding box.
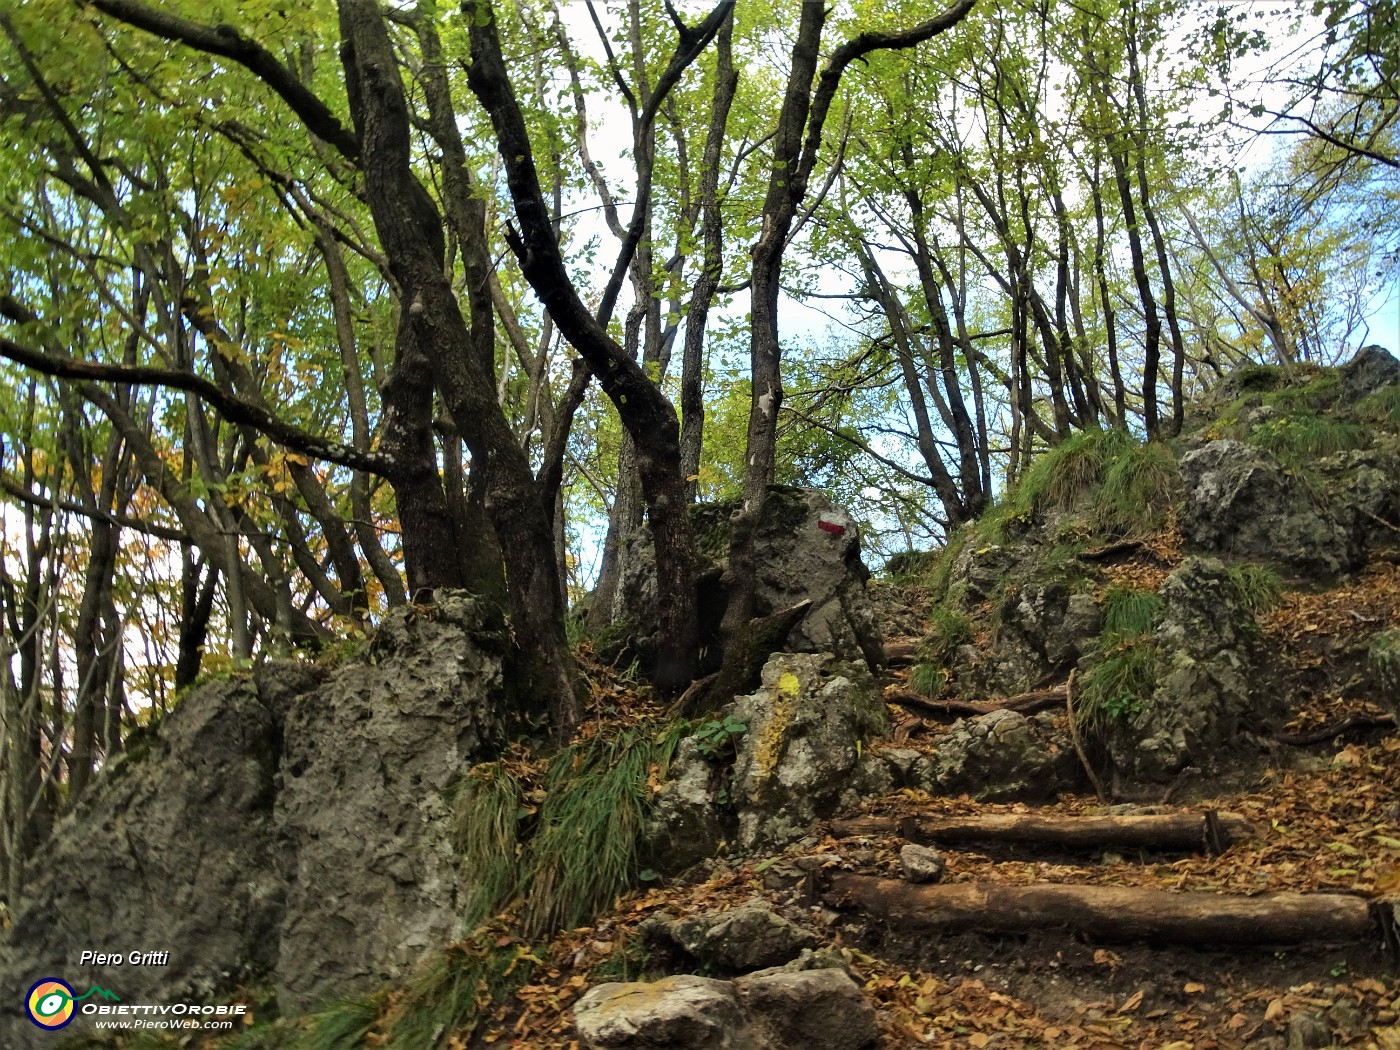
[1184,982,1206,994]
[1117,989,1145,1014]
[1265,997,1286,1022]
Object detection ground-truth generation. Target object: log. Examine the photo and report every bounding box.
[830,810,1256,854]
[884,639,918,668]
[1275,713,1396,746]
[826,874,1380,947]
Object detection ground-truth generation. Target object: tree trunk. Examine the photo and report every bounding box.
[339,0,578,729]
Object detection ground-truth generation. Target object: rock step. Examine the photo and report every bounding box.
[831,808,1254,855]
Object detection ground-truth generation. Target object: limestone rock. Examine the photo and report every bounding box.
[1179,440,1357,576]
[729,653,890,850]
[0,677,294,1049]
[575,975,746,1049]
[1109,558,1259,781]
[913,709,1079,802]
[734,968,879,1049]
[666,899,818,973]
[0,589,514,1048]
[644,736,736,873]
[900,843,946,884]
[575,969,878,1050]
[274,592,510,1010]
[1339,344,1400,403]
[611,486,885,671]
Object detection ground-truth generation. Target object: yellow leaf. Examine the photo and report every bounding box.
[1183,982,1205,994]
[1264,997,1286,1021]
[1117,989,1144,1013]
[968,1034,989,1048]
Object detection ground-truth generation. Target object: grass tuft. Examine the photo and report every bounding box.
[1248,414,1368,461]
[908,662,948,698]
[520,720,689,939]
[1235,363,1286,392]
[1093,440,1180,536]
[455,762,527,929]
[1226,564,1283,614]
[977,428,1178,542]
[1101,584,1164,639]
[1356,383,1400,427]
[381,931,536,1048]
[1076,641,1157,744]
[921,607,972,664]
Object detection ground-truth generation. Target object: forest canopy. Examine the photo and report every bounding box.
[0,0,1395,900]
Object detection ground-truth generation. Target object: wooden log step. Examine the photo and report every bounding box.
[825,874,1383,947]
[831,810,1254,854]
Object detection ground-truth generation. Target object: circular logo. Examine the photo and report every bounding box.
[25,978,76,1030]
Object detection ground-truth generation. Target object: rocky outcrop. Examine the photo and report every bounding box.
[729,653,890,851]
[275,593,510,1010]
[575,968,878,1050]
[0,592,511,1046]
[1109,558,1259,781]
[0,674,296,1049]
[971,584,1102,696]
[1339,344,1400,403]
[1179,441,1357,576]
[611,486,885,671]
